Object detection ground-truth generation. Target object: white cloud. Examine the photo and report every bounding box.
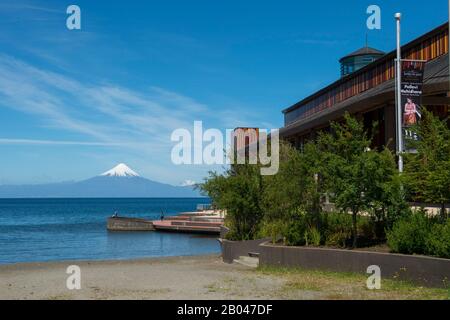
[0,54,215,147]
[180,179,196,187]
[0,138,126,146]
[0,54,266,183]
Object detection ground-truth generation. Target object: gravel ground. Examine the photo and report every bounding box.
[0,255,447,300]
[0,255,283,300]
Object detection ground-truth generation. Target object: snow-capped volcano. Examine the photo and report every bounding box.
[0,163,203,198]
[100,163,139,177]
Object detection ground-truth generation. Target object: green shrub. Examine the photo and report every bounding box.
[387,211,433,255]
[258,210,311,246]
[305,227,321,246]
[425,220,450,259]
[323,212,352,247]
[357,216,376,238]
[356,216,387,246]
[257,219,287,244]
[284,216,308,246]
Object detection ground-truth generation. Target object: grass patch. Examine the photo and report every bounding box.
[257,265,450,300]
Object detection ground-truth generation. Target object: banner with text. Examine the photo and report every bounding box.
[400,60,425,152]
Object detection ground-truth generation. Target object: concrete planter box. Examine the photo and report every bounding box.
[259,243,450,288]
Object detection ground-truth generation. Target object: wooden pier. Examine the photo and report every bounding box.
[106,211,224,234]
[152,219,222,234]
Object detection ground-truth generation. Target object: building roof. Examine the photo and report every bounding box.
[339,46,385,62]
[282,22,449,115]
[280,53,449,138]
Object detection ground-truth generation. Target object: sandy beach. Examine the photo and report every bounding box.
[0,255,277,300]
[1,254,448,300]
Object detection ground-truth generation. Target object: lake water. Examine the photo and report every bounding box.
[0,198,220,264]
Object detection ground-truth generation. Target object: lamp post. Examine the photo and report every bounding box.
[395,13,403,173]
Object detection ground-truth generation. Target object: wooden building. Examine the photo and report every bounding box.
[281,22,449,151]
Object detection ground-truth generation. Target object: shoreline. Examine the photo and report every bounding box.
[0,253,220,270]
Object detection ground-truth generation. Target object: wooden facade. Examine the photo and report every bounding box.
[284,23,449,126]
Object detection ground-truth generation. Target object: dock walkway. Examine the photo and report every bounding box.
[152,219,222,234]
[107,211,224,234]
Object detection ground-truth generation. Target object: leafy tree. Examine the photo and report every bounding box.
[201,141,323,242]
[366,150,410,234]
[317,114,400,247]
[258,141,324,244]
[262,141,322,227]
[403,109,450,219]
[200,163,264,240]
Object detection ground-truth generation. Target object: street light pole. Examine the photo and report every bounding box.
[395,13,403,173]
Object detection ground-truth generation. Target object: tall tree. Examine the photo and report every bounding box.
[262,142,322,225]
[403,109,450,219]
[200,163,264,240]
[317,114,399,247]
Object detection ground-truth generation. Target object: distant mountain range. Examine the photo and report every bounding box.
[0,163,202,198]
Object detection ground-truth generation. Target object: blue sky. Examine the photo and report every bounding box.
[0,0,448,185]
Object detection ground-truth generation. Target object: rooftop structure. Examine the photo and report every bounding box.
[281,22,449,151]
[339,46,385,77]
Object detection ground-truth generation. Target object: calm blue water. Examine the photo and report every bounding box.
[0,198,220,264]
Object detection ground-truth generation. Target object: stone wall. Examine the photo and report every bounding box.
[259,243,450,288]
